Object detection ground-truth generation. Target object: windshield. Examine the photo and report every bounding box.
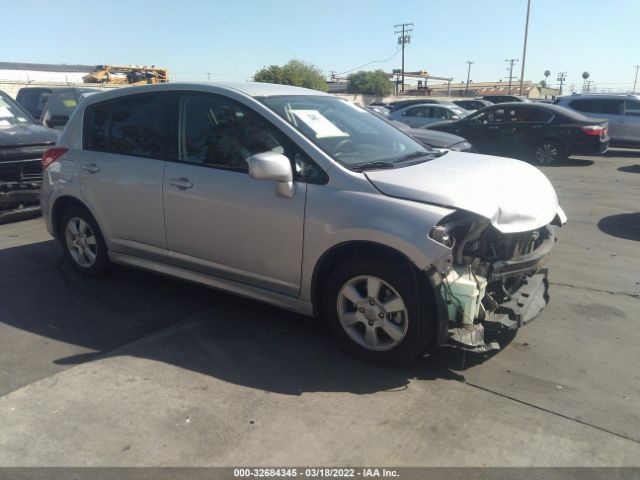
[450,106,470,117]
[0,95,34,126]
[259,95,436,170]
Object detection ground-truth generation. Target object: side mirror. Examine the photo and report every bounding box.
[248,152,295,198]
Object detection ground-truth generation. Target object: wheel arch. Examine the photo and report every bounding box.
[51,195,99,240]
[310,240,433,317]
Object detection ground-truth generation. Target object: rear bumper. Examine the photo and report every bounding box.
[572,136,609,155]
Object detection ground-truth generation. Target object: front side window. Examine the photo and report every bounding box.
[260,95,436,170]
[468,108,506,124]
[179,93,326,182]
[624,100,640,116]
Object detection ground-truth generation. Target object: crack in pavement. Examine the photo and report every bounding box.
[549,281,639,299]
[462,380,640,446]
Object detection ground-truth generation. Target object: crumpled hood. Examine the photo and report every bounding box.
[365,151,563,233]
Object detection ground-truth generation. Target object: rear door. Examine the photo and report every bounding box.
[79,93,170,260]
[162,91,310,295]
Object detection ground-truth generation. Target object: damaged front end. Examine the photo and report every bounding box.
[429,211,560,352]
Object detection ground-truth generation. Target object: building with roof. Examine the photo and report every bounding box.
[0,62,95,84]
[429,80,560,100]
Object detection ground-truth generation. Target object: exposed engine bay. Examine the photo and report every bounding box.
[430,211,559,352]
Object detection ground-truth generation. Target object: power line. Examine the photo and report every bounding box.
[335,48,400,76]
[505,58,519,94]
[394,22,413,92]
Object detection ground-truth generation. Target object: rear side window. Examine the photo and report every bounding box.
[86,102,111,151]
[569,99,624,115]
[84,93,169,159]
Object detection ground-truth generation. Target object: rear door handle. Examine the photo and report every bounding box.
[82,163,100,174]
[169,177,193,189]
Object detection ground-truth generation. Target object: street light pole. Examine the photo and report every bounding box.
[465,61,474,97]
[634,65,640,94]
[519,0,531,96]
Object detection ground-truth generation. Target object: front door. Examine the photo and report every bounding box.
[162,92,307,296]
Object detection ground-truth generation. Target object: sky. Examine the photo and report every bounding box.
[6,0,639,93]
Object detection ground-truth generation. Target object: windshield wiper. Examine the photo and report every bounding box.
[350,161,397,172]
[393,151,443,164]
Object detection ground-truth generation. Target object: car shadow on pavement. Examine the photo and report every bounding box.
[597,213,640,242]
[0,240,519,396]
[544,158,594,167]
[618,165,640,174]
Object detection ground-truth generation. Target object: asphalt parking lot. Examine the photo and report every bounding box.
[0,149,638,467]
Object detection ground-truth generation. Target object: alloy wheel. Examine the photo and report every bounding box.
[336,275,409,351]
[64,217,98,267]
[535,142,559,164]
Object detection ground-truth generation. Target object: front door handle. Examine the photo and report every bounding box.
[169,177,193,189]
[82,163,100,174]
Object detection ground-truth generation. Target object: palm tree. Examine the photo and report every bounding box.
[582,71,590,93]
[544,70,551,84]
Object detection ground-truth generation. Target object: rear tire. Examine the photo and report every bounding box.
[532,139,565,165]
[322,258,434,364]
[59,205,110,276]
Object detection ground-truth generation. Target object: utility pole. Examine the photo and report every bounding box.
[465,61,474,97]
[634,65,640,94]
[505,58,519,94]
[556,72,567,95]
[519,0,531,95]
[394,22,413,92]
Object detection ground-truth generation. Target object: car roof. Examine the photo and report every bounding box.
[481,101,600,121]
[78,82,328,106]
[556,94,640,101]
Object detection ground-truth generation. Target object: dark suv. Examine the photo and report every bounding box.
[17,87,99,130]
[0,91,58,218]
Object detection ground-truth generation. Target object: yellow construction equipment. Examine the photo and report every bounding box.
[83,65,169,85]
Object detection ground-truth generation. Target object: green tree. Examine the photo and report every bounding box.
[346,70,393,96]
[253,60,328,92]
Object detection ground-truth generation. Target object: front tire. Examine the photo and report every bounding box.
[323,258,434,364]
[60,206,110,276]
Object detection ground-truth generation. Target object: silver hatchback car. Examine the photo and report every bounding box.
[41,83,566,363]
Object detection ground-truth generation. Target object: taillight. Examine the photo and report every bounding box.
[41,147,68,170]
[582,125,606,137]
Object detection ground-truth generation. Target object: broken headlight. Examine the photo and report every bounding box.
[429,211,490,265]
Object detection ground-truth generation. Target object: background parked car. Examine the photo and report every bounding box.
[16,87,53,121]
[0,90,58,217]
[17,87,99,130]
[386,98,459,111]
[365,105,390,116]
[389,103,470,128]
[453,99,493,112]
[554,94,640,147]
[426,103,609,164]
[387,119,473,151]
[482,95,530,104]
